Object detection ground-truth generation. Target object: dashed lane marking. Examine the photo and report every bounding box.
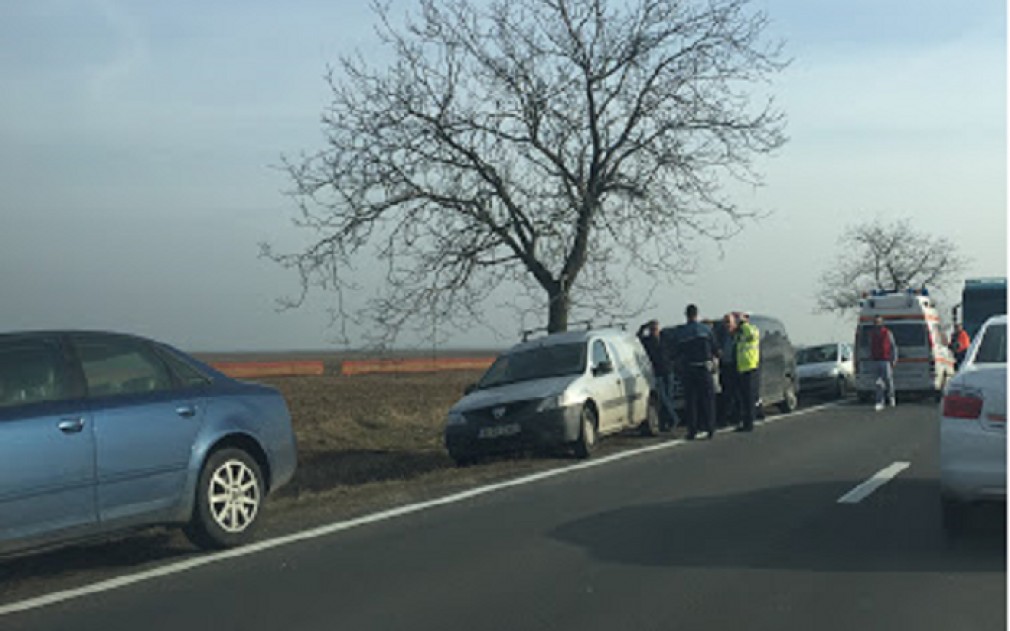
[837,461,911,504]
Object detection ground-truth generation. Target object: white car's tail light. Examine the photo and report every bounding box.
[942,388,984,419]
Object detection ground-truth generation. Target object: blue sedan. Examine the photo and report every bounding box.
[0,331,298,556]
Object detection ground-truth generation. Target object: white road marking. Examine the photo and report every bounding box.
[0,401,840,618]
[837,461,911,504]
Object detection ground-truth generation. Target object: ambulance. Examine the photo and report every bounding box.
[854,289,956,401]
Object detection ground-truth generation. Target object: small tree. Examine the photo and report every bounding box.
[815,217,968,313]
[265,0,788,344]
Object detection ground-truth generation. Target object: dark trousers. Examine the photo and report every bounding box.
[738,369,758,430]
[684,367,715,437]
[718,364,739,425]
[655,372,680,430]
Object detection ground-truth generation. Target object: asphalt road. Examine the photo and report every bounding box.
[1,400,1005,630]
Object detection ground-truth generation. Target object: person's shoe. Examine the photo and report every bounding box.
[888,398,896,408]
[874,402,884,411]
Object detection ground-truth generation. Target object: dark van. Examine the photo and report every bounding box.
[664,314,798,421]
[746,315,799,414]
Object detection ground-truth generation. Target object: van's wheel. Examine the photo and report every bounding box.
[640,398,661,437]
[777,382,798,413]
[573,405,598,459]
[184,448,264,550]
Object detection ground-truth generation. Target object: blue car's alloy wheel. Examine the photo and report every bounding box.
[185,447,265,549]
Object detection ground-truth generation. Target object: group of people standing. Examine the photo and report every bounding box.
[636,304,761,441]
[638,309,974,428]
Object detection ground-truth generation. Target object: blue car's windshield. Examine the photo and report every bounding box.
[478,343,586,389]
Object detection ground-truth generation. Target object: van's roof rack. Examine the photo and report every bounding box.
[521,319,618,342]
[599,321,627,331]
[521,326,550,342]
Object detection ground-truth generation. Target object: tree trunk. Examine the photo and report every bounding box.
[547,287,570,333]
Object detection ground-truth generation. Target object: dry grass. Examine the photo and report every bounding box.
[262,370,478,451]
[256,371,484,498]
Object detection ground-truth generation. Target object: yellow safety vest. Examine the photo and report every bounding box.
[736,322,760,372]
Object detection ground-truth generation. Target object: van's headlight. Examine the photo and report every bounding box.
[446,411,467,426]
[537,392,574,412]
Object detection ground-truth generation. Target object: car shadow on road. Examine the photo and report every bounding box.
[549,478,1005,573]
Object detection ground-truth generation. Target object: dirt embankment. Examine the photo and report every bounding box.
[252,370,576,529]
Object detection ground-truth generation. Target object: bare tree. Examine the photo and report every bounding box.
[265,0,788,344]
[815,217,968,313]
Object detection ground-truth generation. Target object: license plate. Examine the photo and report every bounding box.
[478,423,521,439]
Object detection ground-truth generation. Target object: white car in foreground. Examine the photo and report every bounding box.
[939,314,1007,534]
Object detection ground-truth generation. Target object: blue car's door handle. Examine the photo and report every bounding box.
[58,418,86,433]
[176,405,197,418]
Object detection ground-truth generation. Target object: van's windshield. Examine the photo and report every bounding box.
[477,343,587,390]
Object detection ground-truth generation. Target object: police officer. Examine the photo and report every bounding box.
[734,313,761,432]
[675,304,719,440]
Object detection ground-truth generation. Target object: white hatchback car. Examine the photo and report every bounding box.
[939,314,1007,534]
[444,329,659,465]
[796,342,855,399]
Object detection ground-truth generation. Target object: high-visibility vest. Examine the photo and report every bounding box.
[736,322,760,372]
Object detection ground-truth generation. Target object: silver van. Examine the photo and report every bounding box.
[444,329,659,464]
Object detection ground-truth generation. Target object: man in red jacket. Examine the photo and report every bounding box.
[870,315,898,411]
[948,323,971,370]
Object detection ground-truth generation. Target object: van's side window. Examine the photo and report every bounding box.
[591,340,611,372]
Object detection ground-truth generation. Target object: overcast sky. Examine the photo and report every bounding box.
[1,0,1005,352]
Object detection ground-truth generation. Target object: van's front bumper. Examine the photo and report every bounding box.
[444,405,583,457]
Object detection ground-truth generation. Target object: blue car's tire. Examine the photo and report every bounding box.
[185,448,265,550]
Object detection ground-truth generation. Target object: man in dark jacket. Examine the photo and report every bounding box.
[637,320,680,431]
[674,304,719,440]
[717,312,740,427]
